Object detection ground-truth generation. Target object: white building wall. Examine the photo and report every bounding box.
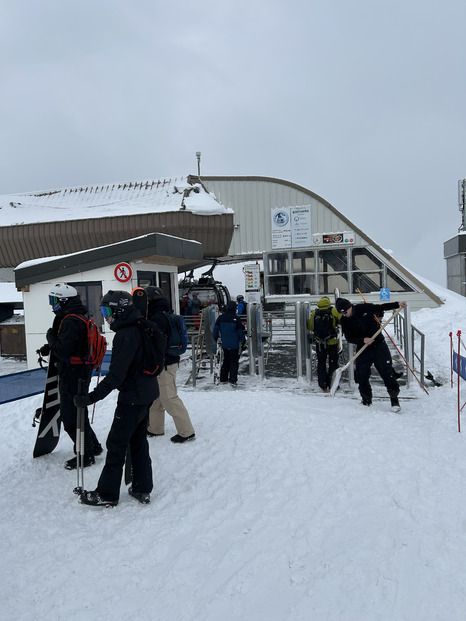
[23,261,178,369]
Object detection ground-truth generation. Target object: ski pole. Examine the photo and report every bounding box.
[73,378,86,495]
[356,290,429,395]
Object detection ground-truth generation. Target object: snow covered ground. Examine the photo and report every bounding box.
[1,281,466,621]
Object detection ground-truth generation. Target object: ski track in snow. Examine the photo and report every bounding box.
[2,379,466,621]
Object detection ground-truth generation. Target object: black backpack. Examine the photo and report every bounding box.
[313,308,336,342]
[163,312,188,357]
[135,318,167,376]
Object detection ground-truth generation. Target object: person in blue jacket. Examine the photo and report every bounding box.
[213,301,246,385]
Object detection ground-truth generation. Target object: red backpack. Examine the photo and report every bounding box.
[60,314,107,371]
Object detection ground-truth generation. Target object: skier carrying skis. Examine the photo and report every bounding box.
[74,290,158,507]
[213,300,246,386]
[41,283,102,470]
[145,286,196,444]
[308,296,341,393]
[335,297,407,411]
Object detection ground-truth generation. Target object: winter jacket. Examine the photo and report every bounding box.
[89,306,159,406]
[237,300,247,315]
[148,297,179,367]
[308,297,341,346]
[46,297,89,372]
[340,302,399,350]
[213,308,246,350]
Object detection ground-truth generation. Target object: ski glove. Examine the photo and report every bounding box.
[73,393,94,408]
[39,344,50,357]
[46,328,57,347]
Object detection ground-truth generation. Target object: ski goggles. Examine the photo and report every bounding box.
[100,305,113,319]
[49,295,67,311]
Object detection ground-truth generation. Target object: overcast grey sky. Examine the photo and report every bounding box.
[1,0,465,285]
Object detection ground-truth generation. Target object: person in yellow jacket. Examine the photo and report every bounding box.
[308,297,342,392]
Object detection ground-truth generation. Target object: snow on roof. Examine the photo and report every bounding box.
[0,177,233,226]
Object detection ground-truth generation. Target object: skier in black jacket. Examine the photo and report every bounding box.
[335,298,407,411]
[74,290,159,507]
[42,283,102,470]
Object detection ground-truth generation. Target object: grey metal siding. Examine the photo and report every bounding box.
[0,212,233,268]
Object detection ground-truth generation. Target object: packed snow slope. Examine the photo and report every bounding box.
[1,280,465,621]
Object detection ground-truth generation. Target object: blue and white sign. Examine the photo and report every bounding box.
[271,206,311,249]
[380,288,390,301]
[453,351,466,381]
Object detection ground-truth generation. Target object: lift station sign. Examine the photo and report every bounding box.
[271,206,311,249]
[244,263,261,291]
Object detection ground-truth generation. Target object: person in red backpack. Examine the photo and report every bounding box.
[40,283,102,470]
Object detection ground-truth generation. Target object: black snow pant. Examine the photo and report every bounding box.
[97,402,153,502]
[58,364,100,458]
[355,338,400,403]
[316,343,339,391]
[220,348,240,384]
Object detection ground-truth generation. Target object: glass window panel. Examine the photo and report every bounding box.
[352,272,382,293]
[266,252,289,275]
[293,274,315,295]
[318,274,349,294]
[352,248,382,271]
[70,282,103,329]
[292,251,315,273]
[266,275,290,295]
[318,249,348,273]
[158,272,173,309]
[386,269,414,292]
[137,270,157,287]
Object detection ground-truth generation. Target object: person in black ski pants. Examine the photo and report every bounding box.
[335,298,407,410]
[213,300,246,385]
[42,283,102,470]
[74,290,158,507]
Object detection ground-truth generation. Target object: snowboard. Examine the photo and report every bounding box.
[131,287,148,318]
[33,353,61,458]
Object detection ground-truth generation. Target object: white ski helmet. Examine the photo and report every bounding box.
[48,283,78,311]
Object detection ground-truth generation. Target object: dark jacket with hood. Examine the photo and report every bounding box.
[46,296,89,373]
[88,305,159,406]
[341,302,399,350]
[213,304,245,350]
[148,297,179,367]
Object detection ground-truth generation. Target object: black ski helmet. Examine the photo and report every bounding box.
[145,286,165,301]
[100,290,133,316]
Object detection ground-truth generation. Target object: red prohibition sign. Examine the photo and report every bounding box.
[114,262,133,283]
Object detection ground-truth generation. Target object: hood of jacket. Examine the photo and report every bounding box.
[110,306,142,331]
[317,297,332,310]
[148,298,170,316]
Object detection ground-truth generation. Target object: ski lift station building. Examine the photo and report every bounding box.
[0,174,442,365]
